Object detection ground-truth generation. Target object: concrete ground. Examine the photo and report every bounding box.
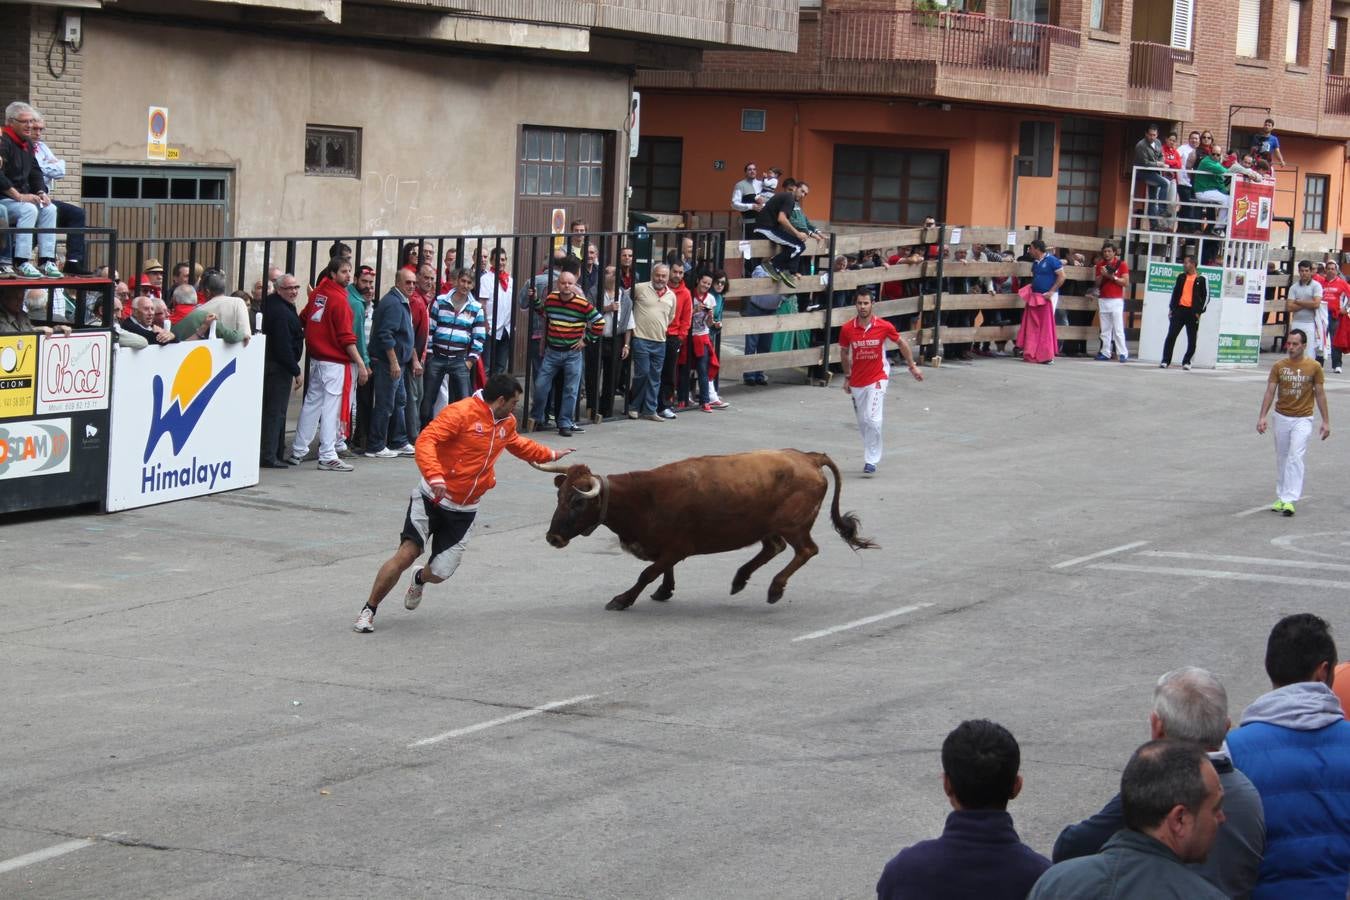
[4,353,1348,899]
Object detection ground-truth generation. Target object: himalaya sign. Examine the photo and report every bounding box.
[106,339,265,511]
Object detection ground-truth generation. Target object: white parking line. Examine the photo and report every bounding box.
[1090,562,1350,590]
[1140,550,1350,572]
[791,603,933,643]
[1234,503,1275,518]
[0,838,95,875]
[408,695,596,748]
[1051,541,1150,570]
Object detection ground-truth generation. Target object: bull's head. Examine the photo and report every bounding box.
[532,460,604,548]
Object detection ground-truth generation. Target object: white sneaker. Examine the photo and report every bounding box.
[1337,367,1344,375]
[658,408,677,420]
[364,448,399,459]
[395,444,417,456]
[318,457,354,472]
[1182,363,1191,371]
[404,567,425,610]
[353,607,375,633]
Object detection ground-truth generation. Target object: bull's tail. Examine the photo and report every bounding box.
[810,452,879,552]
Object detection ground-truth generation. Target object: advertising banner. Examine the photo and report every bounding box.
[0,334,38,420]
[1138,261,1224,366]
[1230,180,1274,242]
[106,338,265,511]
[0,417,71,481]
[36,331,111,415]
[1216,268,1266,367]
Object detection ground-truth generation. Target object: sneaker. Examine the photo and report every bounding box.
[760,261,780,281]
[318,457,354,472]
[353,607,375,633]
[777,270,799,288]
[15,262,41,279]
[0,263,15,279]
[709,400,730,410]
[626,410,639,420]
[658,408,677,420]
[862,463,877,475]
[1118,355,1129,363]
[1159,363,1168,369]
[1182,363,1191,371]
[569,424,586,434]
[640,413,664,422]
[1283,503,1296,517]
[395,444,416,456]
[336,446,356,459]
[1271,500,1286,512]
[404,568,425,610]
[39,261,62,278]
[558,427,574,437]
[701,403,714,413]
[364,448,399,459]
[1337,367,1344,375]
[1095,353,1111,361]
[62,260,91,276]
[283,454,304,466]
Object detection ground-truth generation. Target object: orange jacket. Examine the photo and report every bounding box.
[414,393,557,507]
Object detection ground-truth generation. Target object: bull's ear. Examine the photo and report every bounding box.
[553,475,566,488]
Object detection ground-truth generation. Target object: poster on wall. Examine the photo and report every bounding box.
[147,106,168,161]
[1216,268,1266,367]
[105,338,265,511]
[36,331,111,415]
[1229,180,1274,242]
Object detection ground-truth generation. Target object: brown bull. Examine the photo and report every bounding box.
[534,449,876,611]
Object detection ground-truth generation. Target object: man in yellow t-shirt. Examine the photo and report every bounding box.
[1257,328,1331,515]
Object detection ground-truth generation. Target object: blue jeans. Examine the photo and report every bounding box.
[1140,171,1169,221]
[369,358,409,452]
[742,303,776,381]
[421,354,472,423]
[0,197,56,262]
[630,337,666,415]
[532,347,582,429]
[54,200,85,264]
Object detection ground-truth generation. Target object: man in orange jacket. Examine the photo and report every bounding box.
[353,373,571,633]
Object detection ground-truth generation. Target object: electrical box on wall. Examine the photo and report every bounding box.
[62,12,81,44]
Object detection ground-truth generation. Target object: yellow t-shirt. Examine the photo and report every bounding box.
[1268,357,1324,418]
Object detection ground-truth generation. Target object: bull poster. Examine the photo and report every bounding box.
[1229,180,1274,242]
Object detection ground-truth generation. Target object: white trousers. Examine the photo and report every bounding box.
[851,379,887,465]
[1195,189,1230,227]
[1099,300,1126,358]
[1273,412,1313,503]
[291,359,345,462]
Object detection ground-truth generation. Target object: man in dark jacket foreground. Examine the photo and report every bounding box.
[875,719,1049,900]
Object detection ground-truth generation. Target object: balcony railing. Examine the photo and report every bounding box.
[1327,74,1350,114]
[828,10,1080,75]
[1127,42,1190,91]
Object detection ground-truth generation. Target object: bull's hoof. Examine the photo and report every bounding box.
[730,578,747,595]
[766,589,784,605]
[651,587,673,602]
[606,596,633,611]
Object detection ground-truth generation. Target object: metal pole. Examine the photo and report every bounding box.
[932,224,946,361]
[820,231,836,377]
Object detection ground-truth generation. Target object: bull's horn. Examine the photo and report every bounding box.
[530,459,573,474]
[574,475,602,498]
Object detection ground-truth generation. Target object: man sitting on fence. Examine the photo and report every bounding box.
[0,102,61,279]
[753,180,811,288]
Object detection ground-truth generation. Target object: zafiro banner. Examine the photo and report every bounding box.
[1229,180,1274,242]
[106,338,265,511]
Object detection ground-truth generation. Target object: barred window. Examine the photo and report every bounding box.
[305,125,360,178]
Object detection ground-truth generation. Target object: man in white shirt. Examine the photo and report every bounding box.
[1176,130,1198,233]
[730,162,764,240]
[31,116,88,274]
[1287,260,1324,362]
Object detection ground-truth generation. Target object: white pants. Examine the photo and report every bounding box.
[1273,412,1313,503]
[1195,189,1230,227]
[1099,299,1126,358]
[291,359,345,462]
[851,379,887,465]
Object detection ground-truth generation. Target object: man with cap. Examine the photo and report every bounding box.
[136,258,165,302]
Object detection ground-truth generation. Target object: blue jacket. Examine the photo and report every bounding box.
[368,287,414,365]
[1030,830,1227,899]
[1227,682,1350,900]
[877,809,1050,900]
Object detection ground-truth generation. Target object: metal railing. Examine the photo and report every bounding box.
[1327,74,1350,114]
[0,225,118,326]
[827,9,1080,75]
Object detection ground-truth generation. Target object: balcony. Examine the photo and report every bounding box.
[827,10,1081,77]
[1327,75,1350,116]
[1127,42,1193,93]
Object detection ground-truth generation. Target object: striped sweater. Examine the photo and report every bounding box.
[537,290,604,350]
[429,291,487,358]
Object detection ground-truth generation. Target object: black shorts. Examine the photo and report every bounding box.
[401,492,477,579]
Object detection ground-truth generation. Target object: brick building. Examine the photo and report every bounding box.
[0,0,796,252]
[634,0,1350,252]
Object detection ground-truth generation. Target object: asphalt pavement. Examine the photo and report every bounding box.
[4,353,1348,898]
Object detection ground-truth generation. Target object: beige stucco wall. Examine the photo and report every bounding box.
[79,17,631,239]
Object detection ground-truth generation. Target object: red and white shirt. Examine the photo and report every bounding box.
[839,316,900,388]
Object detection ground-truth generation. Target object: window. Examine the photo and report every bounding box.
[519,128,605,198]
[741,109,766,132]
[1286,0,1305,63]
[82,168,229,202]
[1090,0,1104,29]
[1018,121,1056,177]
[1237,0,1266,57]
[1010,0,1053,24]
[630,137,683,213]
[1304,174,1329,231]
[830,145,946,224]
[1171,0,1194,50]
[1330,17,1340,71]
[304,125,360,178]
